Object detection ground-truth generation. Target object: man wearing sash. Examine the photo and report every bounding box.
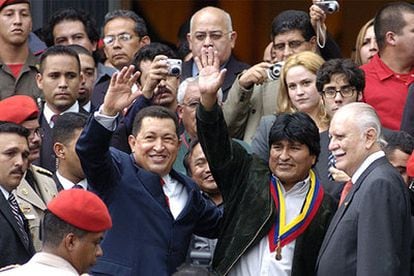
[195,48,336,275]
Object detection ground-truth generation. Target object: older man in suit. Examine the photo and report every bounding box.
[316,102,412,275]
[183,6,249,101]
[0,95,57,252]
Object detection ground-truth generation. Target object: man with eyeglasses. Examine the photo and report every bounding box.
[0,95,58,252]
[223,9,341,144]
[90,10,150,109]
[102,10,150,71]
[184,6,250,101]
[314,58,365,200]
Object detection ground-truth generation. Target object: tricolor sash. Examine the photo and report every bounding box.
[268,169,324,258]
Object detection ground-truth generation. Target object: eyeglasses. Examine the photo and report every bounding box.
[192,31,232,42]
[273,40,307,52]
[322,85,356,98]
[103,33,136,45]
[183,101,200,109]
[28,127,44,139]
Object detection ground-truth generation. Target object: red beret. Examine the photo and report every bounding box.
[407,152,414,178]
[0,0,30,10]
[0,95,39,124]
[48,189,112,232]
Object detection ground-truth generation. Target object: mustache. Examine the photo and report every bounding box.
[10,168,25,175]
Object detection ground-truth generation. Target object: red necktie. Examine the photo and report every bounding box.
[160,178,170,207]
[338,180,353,206]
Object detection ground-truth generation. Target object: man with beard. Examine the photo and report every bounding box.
[0,95,58,252]
[0,0,42,101]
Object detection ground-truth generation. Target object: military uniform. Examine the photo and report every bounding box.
[14,164,58,251]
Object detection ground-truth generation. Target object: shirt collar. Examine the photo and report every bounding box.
[44,101,80,127]
[56,171,88,190]
[352,150,385,183]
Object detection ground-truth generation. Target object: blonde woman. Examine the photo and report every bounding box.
[251,51,328,160]
[351,18,378,66]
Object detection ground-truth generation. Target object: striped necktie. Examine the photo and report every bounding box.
[8,193,30,248]
[327,152,336,181]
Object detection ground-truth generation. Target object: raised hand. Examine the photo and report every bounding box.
[310,1,327,31]
[195,47,227,111]
[102,65,141,116]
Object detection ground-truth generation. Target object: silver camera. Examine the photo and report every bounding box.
[267,61,284,81]
[166,59,182,77]
[316,1,339,14]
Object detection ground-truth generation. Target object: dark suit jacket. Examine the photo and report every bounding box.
[316,156,412,276]
[181,54,250,101]
[0,193,35,267]
[36,106,89,173]
[76,116,222,276]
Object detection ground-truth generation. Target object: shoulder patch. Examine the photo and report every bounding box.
[32,165,53,177]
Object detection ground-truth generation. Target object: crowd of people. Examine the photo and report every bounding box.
[0,0,413,275]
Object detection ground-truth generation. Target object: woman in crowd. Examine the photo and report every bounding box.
[251,51,328,161]
[351,18,378,66]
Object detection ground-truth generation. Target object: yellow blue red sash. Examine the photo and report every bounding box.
[268,169,324,254]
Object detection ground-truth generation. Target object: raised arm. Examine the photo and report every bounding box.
[76,66,140,196]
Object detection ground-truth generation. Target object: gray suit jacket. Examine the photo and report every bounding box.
[316,156,412,276]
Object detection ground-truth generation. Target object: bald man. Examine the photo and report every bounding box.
[183,6,249,101]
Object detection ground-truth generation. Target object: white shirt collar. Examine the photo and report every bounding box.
[56,171,88,190]
[44,101,80,127]
[81,101,91,113]
[351,150,385,184]
[0,185,10,200]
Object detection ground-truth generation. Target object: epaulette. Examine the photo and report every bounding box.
[0,264,20,272]
[32,164,53,177]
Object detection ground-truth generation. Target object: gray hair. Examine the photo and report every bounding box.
[337,102,382,142]
[177,77,223,105]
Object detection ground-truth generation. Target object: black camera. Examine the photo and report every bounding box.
[267,62,284,81]
[316,0,340,14]
[166,59,182,77]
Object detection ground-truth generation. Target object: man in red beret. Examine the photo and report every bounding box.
[0,95,58,252]
[1,189,112,275]
[0,0,42,101]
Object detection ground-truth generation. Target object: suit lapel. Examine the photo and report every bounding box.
[0,193,32,252]
[52,173,64,191]
[136,169,170,210]
[316,157,387,265]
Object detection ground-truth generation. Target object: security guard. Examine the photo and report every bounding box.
[0,95,58,251]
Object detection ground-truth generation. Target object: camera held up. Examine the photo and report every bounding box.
[315,1,340,14]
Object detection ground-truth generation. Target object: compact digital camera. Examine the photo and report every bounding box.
[316,0,340,14]
[267,61,284,81]
[166,59,182,77]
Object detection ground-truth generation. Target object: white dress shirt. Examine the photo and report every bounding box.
[56,171,88,190]
[229,176,310,276]
[43,101,80,128]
